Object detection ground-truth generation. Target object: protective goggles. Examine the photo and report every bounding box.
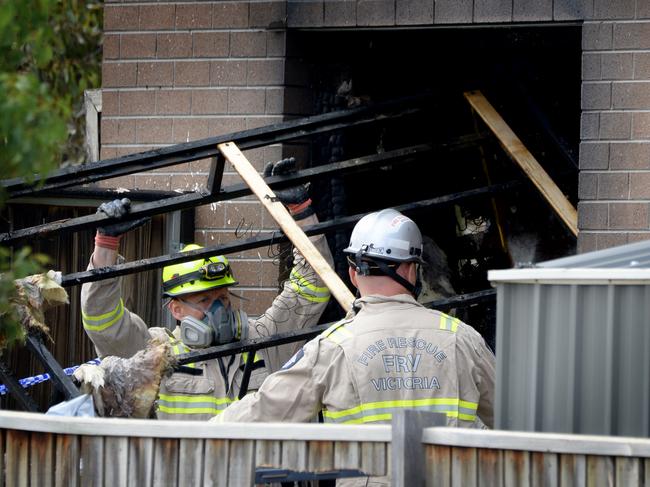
[163,261,232,293]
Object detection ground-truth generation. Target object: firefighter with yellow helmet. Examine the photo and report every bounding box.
[80,159,333,420]
[217,208,495,433]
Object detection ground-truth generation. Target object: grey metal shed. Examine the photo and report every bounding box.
[488,239,650,437]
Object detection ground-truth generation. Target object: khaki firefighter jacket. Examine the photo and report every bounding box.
[218,294,495,428]
[80,233,333,421]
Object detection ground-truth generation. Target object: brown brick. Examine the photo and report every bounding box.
[100,147,119,160]
[120,33,156,59]
[627,232,650,243]
[593,0,634,19]
[578,202,608,230]
[582,53,601,81]
[239,290,276,317]
[577,232,598,253]
[246,116,282,130]
[581,82,611,110]
[247,59,284,85]
[170,173,207,192]
[250,1,287,28]
[119,90,156,115]
[638,2,650,18]
[196,204,226,228]
[396,0,434,25]
[596,233,629,250]
[102,91,119,116]
[614,22,650,50]
[632,113,650,139]
[210,60,247,86]
[230,31,267,57]
[153,162,191,174]
[287,1,324,27]
[135,119,173,144]
[103,62,137,88]
[156,90,192,115]
[610,142,650,170]
[191,89,228,115]
[175,3,213,29]
[612,82,650,109]
[435,0,472,23]
[265,87,284,114]
[599,112,631,140]
[137,62,174,87]
[189,158,213,173]
[357,0,395,25]
[633,52,650,80]
[157,33,192,59]
[474,0,512,22]
[513,0,551,21]
[583,22,613,51]
[139,4,175,30]
[597,172,629,199]
[225,202,264,230]
[101,119,137,144]
[172,118,211,143]
[195,230,271,258]
[98,175,135,190]
[213,2,249,28]
[609,202,649,230]
[581,112,599,140]
[324,1,356,26]
[209,117,247,136]
[193,32,230,58]
[104,5,139,31]
[103,34,120,60]
[601,52,633,80]
[259,260,282,287]
[228,88,266,114]
[174,61,211,87]
[554,0,585,21]
[579,142,609,169]
[629,172,650,198]
[578,172,598,200]
[134,174,172,191]
[267,31,286,56]
[232,260,262,287]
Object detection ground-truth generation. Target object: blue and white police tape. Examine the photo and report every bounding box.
[0,358,101,395]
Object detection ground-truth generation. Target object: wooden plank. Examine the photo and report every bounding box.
[103,437,128,486]
[218,141,355,311]
[560,454,586,487]
[478,449,503,487]
[451,447,477,487]
[179,438,204,485]
[30,432,54,487]
[531,452,558,487]
[204,439,229,487]
[334,441,361,470]
[615,457,641,486]
[425,445,451,487]
[80,436,104,487]
[5,429,29,487]
[281,440,308,471]
[55,434,79,487]
[128,437,154,487]
[308,440,334,472]
[153,438,179,487]
[256,440,281,467]
[228,440,255,486]
[586,456,613,487]
[503,450,530,487]
[464,90,577,236]
[361,441,386,477]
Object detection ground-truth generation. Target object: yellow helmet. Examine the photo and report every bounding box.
[162,244,238,298]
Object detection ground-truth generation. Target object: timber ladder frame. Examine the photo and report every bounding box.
[0,91,576,410]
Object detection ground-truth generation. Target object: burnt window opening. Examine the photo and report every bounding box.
[287,25,581,348]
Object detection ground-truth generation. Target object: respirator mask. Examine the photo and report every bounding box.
[180,299,248,348]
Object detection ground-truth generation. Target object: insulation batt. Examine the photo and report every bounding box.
[74,341,176,418]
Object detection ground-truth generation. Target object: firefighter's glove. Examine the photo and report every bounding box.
[95,198,150,250]
[264,158,314,220]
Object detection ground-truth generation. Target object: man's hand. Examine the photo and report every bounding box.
[97,198,149,237]
[264,158,314,220]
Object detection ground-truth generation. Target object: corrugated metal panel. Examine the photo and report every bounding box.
[494,280,650,437]
[539,238,650,268]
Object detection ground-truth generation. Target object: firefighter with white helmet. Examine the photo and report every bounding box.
[217,208,495,432]
[80,158,333,420]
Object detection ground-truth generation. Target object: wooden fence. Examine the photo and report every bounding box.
[1,409,650,486]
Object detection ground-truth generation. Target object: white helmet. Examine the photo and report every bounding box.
[344,209,424,264]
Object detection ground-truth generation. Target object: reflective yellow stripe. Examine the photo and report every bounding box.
[242,352,264,364]
[158,406,228,415]
[323,397,470,419]
[168,336,195,368]
[438,314,460,333]
[158,394,233,405]
[290,268,331,303]
[341,413,393,424]
[82,299,124,331]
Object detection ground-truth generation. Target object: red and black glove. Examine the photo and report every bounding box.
[263,157,314,220]
[95,198,150,250]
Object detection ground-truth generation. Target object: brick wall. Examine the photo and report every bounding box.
[579,2,650,251]
[101,1,288,315]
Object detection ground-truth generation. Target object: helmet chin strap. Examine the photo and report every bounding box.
[372,259,421,299]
